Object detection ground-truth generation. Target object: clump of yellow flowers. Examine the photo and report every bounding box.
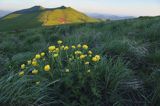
[18,40,101,83]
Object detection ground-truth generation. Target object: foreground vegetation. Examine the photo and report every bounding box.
[0,16,160,105]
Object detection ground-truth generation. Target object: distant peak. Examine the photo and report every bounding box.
[30,6,45,10]
[13,5,45,14]
[60,6,67,9]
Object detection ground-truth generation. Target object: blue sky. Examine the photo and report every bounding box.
[0,0,159,16]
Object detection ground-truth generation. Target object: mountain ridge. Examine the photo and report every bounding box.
[0,6,99,31]
[87,13,135,20]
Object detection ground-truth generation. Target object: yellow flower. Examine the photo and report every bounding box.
[88,50,92,55]
[55,48,59,52]
[64,46,69,50]
[92,55,101,62]
[19,71,24,76]
[32,69,38,74]
[48,46,56,51]
[82,44,88,50]
[36,81,40,85]
[71,45,76,49]
[65,69,69,72]
[57,40,63,44]
[85,62,89,65]
[60,45,64,49]
[77,44,81,48]
[21,64,25,69]
[87,70,91,73]
[40,52,45,57]
[35,54,41,59]
[89,55,92,57]
[92,57,98,62]
[53,53,59,58]
[75,51,82,55]
[27,60,31,65]
[95,55,101,60]
[44,65,51,71]
[32,61,38,66]
[33,58,36,61]
[80,54,86,59]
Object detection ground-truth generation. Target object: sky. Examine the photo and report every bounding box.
[0,0,160,16]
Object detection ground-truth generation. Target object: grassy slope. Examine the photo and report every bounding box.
[0,12,42,31]
[39,7,98,26]
[0,16,160,105]
[0,7,99,31]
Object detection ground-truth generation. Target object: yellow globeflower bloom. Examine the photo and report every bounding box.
[19,71,24,76]
[85,62,89,65]
[75,51,78,55]
[33,58,36,61]
[55,48,59,52]
[35,54,41,59]
[53,53,59,58]
[64,46,69,50]
[92,55,101,62]
[32,61,38,66]
[57,40,63,44]
[36,81,40,85]
[71,45,76,49]
[92,57,98,62]
[60,45,64,49]
[21,64,25,69]
[77,44,81,48]
[82,44,88,50]
[75,51,82,55]
[88,50,92,55]
[95,55,101,60]
[44,65,51,71]
[80,54,86,59]
[32,69,38,74]
[48,46,56,51]
[40,52,45,57]
[27,60,31,65]
[89,55,92,57]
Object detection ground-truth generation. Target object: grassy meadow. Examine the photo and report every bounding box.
[0,16,160,105]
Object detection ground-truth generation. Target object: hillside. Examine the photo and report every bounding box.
[0,6,99,31]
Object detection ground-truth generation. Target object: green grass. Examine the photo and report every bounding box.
[0,12,42,31]
[0,16,160,105]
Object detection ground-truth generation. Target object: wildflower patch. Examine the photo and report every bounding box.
[18,40,101,84]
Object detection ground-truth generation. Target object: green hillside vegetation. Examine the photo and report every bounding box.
[0,6,99,31]
[0,16,160,105]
